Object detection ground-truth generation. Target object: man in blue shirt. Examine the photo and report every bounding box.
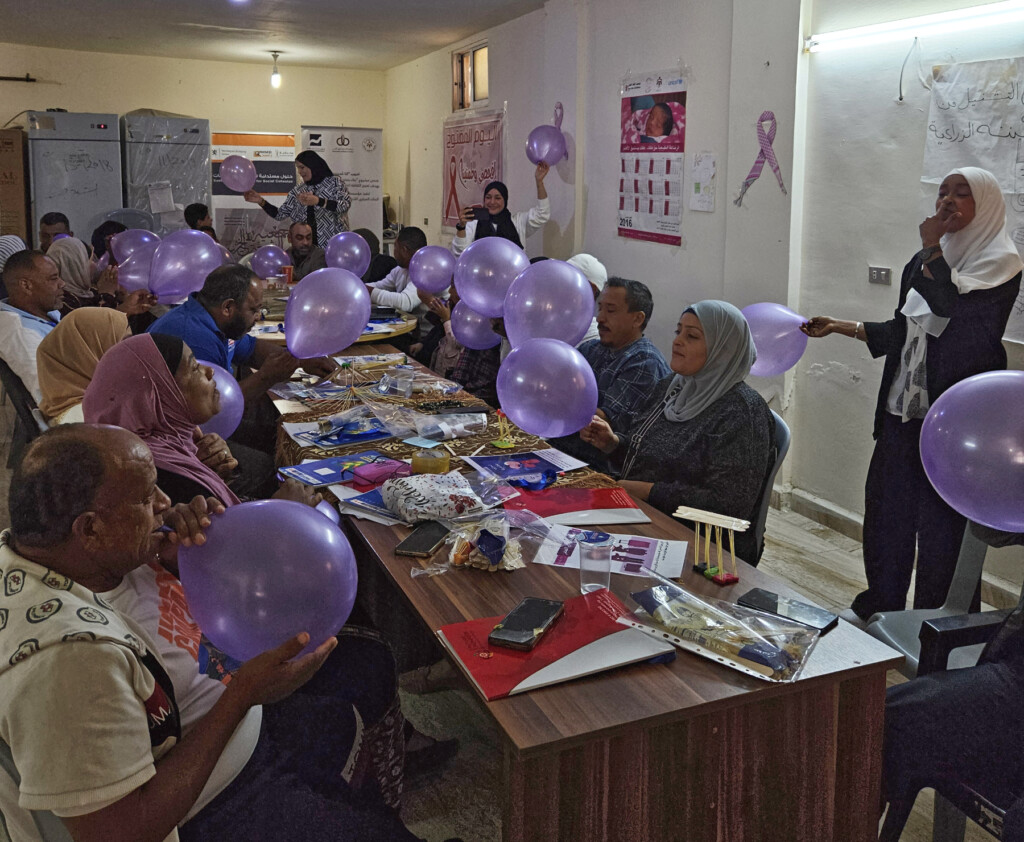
[0,250,64,401]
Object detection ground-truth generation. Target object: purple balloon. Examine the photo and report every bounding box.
[409,245,456,294]
[454,237,529,318]
[285,267,371,358]
[96,251,110,271]
[148,229,225,300]
[179,500,358,661]
[111,229,160,264]
[219,244,235,264]
[219,155,257,193]
[117,241,159,293]
[450,301,501,350]
[920,370,1024,532]
[251,244,292,279]
[497,338,598,437]
[197,360,244,440]
[325,232,371,277]
[742,302,808,377]
[504,260,594,348]
[526,124,567,166]
[316,499,341,524]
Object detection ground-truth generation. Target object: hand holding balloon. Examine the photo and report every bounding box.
[226,633,338,708]
[800,317,863,340]
[243,190,263,205]
[156,495,227,558]
[193,428,238,480]
[579,415,619,454]
[741,302,809,377]
[274,477,323,508]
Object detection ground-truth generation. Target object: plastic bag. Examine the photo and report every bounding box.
[411,510,531,577]
[413,413,488,441]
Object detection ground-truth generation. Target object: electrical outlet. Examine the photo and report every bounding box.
[868,266,892,285]
[423,217,429,225]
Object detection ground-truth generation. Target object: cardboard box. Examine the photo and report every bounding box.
[0,129,29,243]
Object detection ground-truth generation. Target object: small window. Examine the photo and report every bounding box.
[453,43,488,110]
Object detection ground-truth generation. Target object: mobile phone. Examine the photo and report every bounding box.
[488,597,564,651]
[737,588,839,634]
[394,521,451,558]
[467,205,486,221]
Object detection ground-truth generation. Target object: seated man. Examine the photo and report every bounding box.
[286,221,327,282]
[367,227,441,348]
[38,211,72,253]
[551,277,669,470]
[0,424,424,842]
[184,202,213,230]
[355,228,397,284]
[0,249,64,401]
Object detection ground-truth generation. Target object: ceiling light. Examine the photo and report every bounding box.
[805,0,1024,52]
[270,51,281,88]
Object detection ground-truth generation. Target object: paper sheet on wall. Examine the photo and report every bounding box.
[922,58,1024,342]
[689,152,716,212]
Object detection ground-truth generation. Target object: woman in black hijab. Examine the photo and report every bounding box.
[451,162,551,256]
[245,150,352,248]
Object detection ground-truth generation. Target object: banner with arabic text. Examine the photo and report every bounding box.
[442,110,504,229]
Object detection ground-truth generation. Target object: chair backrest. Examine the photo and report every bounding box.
[751,410,791,563]
[0,739,74,841]
[942,524,989,613]
[0,358,45,437]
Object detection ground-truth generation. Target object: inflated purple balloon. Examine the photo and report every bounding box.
[219,245,235,265]
[219,155,257,193]
[450,301,501,350]
[251,244,292,280]
[285,267,371,358]
[325,232,371,277]
[497,338,598,438]
[920,370,1024,532]
[504,260,593,348]
[316,499,341,524]
[409,245,456,294]
[178,500,358,661]
[742,302,808,377]
[117,241,159,293]
[526,124,567,166]
[149,229,225,300]
[197,360,244,440]
[96,251,110,271]
[111,229,160,264]
[454,237,529,318]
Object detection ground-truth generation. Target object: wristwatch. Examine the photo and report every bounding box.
[455,223,466,232]
[918,245,942,263]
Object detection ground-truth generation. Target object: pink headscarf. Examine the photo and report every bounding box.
[82,334,240,506]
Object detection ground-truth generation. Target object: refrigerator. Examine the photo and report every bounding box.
[27,111,123,247]
[121,111,211,235]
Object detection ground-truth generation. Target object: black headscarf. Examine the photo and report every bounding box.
[91,221,127,259]
[295,151,334,186]
[473,180,523,248]
[149,332,184,377]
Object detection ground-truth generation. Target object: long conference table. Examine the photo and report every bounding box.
[275,342,900,842]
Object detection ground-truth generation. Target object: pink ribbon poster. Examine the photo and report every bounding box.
[442,110,505,230]
[618,69,687,246]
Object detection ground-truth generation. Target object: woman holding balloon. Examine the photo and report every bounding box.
[450,163,551,256]
[244,150,352,249]
[802,167,1023,623]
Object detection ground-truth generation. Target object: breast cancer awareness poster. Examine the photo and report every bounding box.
[442,110,505,230]
[618,69,686,245]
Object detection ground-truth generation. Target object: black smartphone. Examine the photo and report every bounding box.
[466,205,487,222]
[736,588,839,634]
[394,521,451,558]
[488,597,564,651]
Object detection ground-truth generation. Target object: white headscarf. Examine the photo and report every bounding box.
[662,300,756,422]
[0,235,26,272]
[941,167,1023,293]
[46,237,92,297]
[567,253,608,294]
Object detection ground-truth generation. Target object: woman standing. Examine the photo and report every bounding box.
[245,150,352,249]
[802,167,1023,622]
[451,162,551,256]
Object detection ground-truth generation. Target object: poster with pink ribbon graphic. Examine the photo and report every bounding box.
[618,69,686,245]
[442,110,505,230]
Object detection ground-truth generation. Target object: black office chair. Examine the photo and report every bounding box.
[749,410,790,565]
[0,358,47,468]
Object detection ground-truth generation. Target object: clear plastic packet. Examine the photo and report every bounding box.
[413,413,488,440]
[624,572,819,682]
[410,508,541,578]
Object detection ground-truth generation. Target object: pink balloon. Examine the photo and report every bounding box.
[504,260,593,348]
[450,301,501,350]
[178,500,358,661]
[117,241,159,292]
[220,155,257,193]
[409,245,456,294]
[197,360,244,440]
[497,338,598,438]
[111,229,160,264]
[285,267,371,358]
[251,244,292,279]
[148,229,225,300]
[526,124,567,166]
[325,232,371,277]
[742,302,808,377]
[454,237,529,318]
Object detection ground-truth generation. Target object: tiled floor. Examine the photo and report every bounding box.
[0,400,995,841]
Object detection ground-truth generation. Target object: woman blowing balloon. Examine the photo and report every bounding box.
[451,162,551,256]
[245,150,352,249]
[801,167,1023,622]
[581,300,775,564]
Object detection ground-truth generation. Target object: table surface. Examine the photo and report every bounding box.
[255,290,418,346]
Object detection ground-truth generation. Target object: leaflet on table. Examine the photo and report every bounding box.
[282,420,392,449]
[329,484,404,526]
[332,353,407,370]
[461,449,587,481]
[531,523,687,579]
[270,380,354,401]
[278,450,388,485]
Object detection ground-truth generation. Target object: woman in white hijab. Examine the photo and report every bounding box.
[803,167,1024,623]
[581,299,775,563]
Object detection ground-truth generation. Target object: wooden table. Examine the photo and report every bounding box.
[275,346,901,842]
